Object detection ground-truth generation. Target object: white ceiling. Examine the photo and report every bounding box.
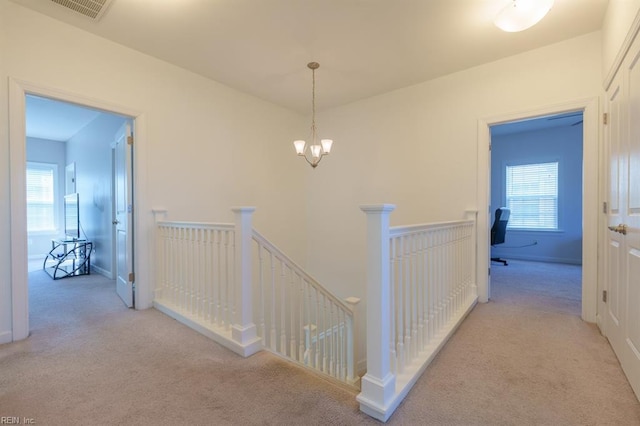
[26,95,102,142]
[491,111,584,136]
[10,0,608,113]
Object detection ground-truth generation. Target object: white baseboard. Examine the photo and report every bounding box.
[0,330,12,345]
[92,264,113,279]
[491,253,582,265]
[154,300,261,357]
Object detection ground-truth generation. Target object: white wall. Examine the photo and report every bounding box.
[303,32,602,364]
[490,125,583,264]
[0,0,307,341]
[1,0,630,353]
[602,0,640,79]
[25,137,67,259]
[66,113,127,276]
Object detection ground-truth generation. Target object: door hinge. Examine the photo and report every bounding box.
[127,135,134,145]
[489,143,492,151]
[602,290,607,303]
[603,112,608,125]
[603,201,608,214]
[129,272,135,282]
[488,267,491,276]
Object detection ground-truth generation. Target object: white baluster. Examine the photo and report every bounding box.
[345,296,360,384]
[329,301,335,377]
[431,229,437,332]
[403,234,411,368]
[314,288,320,369]
[222,232,234,330]
[214,229,221,325]
[257,243,265,344]
[195,227,201,316]
[204,228,211,323]
[397,235,405,374]
[298,276,305,362]
[389,237,397,375]
[280,261,287,355]
[322,294,328,373]
[417,231,425,352]
[168,227,175,305]
[411,233,418,361]
[179,227,186,310]
[290,270,297,360]
[270,251,277,351]
[303,280,311,365]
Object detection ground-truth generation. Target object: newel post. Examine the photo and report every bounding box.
[357,204,397,422]
[465,210,479,295]
[231,207,262,357]
[151,208,168,301]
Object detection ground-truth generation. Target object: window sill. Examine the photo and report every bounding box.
[507,228,564,234]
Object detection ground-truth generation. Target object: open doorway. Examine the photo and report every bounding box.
[9,79,148,342]
[489,112,583,316]
[20,94,133,336]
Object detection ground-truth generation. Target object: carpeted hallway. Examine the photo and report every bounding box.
[1,261,640,425]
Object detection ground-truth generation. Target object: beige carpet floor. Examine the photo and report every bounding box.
[1,261,640,425]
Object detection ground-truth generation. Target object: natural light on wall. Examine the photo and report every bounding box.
[494,0,555,32]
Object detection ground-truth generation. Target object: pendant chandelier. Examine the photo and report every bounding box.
[293,62,333,168]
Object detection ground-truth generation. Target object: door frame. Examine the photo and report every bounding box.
[9,78,150,341]
[477,97,600,323]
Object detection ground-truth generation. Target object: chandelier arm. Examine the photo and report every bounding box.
[301,150,325,168]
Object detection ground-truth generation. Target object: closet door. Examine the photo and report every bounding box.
[606,36,640,400]
[605,71,625,357]
[620,37,640,398]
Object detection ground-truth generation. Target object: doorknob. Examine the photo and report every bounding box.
[608,224,628,235]
[113,220,120,225]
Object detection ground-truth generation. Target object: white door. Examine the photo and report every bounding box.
[606,37,640,399]
[114,122,134,308]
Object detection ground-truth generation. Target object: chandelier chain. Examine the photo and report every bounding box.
[311,66,316,137]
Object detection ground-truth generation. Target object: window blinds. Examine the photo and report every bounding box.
[506,162,558,230]
[26,163,57,232]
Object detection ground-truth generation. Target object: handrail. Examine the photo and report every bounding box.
[389,219,473,236]
[252,229,358,386]
[156,221,234,230]
[252,230,354,314]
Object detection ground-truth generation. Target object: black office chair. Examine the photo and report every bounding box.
[491,207,510,266]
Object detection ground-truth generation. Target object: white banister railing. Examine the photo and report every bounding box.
[155,221,236,328]
[154,208,358,387]
[154,208,261,357]
[154,206,478,415]
[357,205,478,422]
[252,230,359,387]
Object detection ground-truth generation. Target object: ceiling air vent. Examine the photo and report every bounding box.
[49,0,113,21]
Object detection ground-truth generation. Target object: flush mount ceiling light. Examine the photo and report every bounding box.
[293,62,333,169]
[494,0,554,32]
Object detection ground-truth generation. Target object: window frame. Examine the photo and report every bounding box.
[504,160,560,232]
[26,161,59,234]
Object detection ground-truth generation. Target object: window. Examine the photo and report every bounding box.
[505,161,558,230]
[26,162,58,232]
